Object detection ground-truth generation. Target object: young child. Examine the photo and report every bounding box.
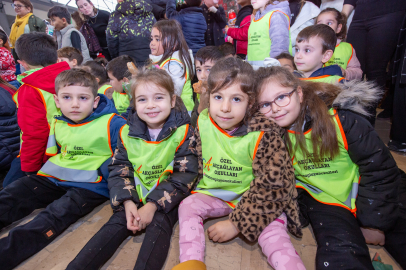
[48,6,92,63]
[5,32,70,186]
[294,24,344,83]
[316,8,362,80]
[247,0,291,68]
[0,69,126,270]
[106,55,136,115]
[82,60,113,99]
[149,20,195,113]
[0,30,17,86]
[191,46,223,126]
[173,57,304,270]
[256,66,406,269]
[67,68,198,270]
[275,52,296,73]
[224,0,252,59]
[57,46,84,68]
[166,0,207,55]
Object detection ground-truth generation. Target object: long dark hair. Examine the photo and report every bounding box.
[151,20,194,79]
[255,66,342,162]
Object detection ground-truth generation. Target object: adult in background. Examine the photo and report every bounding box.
[76,0,111,60]
[106,0,156,67]
[342,0,406,126]
[9,0,45,73]
[201,0,227,46]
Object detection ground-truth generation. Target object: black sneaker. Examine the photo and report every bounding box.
[388,140,406,152]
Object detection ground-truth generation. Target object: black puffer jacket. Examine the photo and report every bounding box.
[0,86,20,170]
[107,101,198,213]
[300,81,402,232]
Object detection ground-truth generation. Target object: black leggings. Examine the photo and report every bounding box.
[67,206,179,270]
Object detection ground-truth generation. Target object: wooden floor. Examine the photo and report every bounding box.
[1,117,404,270]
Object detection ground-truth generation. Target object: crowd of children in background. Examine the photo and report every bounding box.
[0,0,405,270]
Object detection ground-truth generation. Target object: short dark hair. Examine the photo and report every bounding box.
[48,6,71,23]
[82,61,108,85]
[275,52,296,69]
[57,47,83,65]
[106,55,136,81]
[15,32,57,67]
[186,0,201,7]
[218,43,236,57]
[297,24,337,53]
[55,68,98,96]
[195,46,224,66]
[0,30,7,45]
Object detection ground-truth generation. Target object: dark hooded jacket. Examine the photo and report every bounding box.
[46,94,126,198]
[106,0,156,66]
[108,102,198,212]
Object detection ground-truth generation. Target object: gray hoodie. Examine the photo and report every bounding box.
[254,1,291,58]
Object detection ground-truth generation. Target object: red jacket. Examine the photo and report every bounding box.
[16,62,70,172]
[227,14,251,56]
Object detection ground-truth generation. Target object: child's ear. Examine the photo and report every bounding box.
[17,60,29,71]
[95,77,100,84]
[53,94,61,108]
[62,18,68,25]
[321,49,334,64]
[93,95,100,109]
[297,86,303,103]
[171,94,177,108]
[72,59,78,67]
[336,24,343,35]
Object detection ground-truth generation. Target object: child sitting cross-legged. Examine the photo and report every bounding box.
[0,68,126,270]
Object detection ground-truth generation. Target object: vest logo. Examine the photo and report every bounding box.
[62,145,68,158]
[136,165,143,174]
[203,157,213,171]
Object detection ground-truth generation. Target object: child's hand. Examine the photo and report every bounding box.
[207,219,239,242]
[361,227,385,245]
[340,66,347,78]
[124,200,140,233]
[227,36,234,43]
[197,83,209,113]
[137,202,158,231]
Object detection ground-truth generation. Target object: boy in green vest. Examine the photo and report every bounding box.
[106,55,135,115]
[0,69,126,269]
[4,32,70,187]
[294,24,344,84]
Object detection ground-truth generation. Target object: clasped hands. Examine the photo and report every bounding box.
[124,200,157,233]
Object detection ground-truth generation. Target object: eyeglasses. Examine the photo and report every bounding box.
[12,4,26,9]
[258,89,297,114]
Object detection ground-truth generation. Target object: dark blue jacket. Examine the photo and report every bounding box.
[0,87,20,171]
[166,0,207,55]
[47,94,126,197]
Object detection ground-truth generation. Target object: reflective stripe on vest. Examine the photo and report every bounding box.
[37,113,116,183]
[300,75,344,84]
[325,42,353,69]
[120,123,189,204]
[112,91,130,114]
[247,10,292,65]
[195,109,264,208]
[13,85,61,157]
[98,85,112,96]
[288,108,359,214]
[159,58,194,112]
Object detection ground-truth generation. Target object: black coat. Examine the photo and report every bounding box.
[201,4,227,46]
[0,87,20,171]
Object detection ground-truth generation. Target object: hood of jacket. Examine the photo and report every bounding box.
[333,80,382,117]
[126,99,190,141]
[255,1,290,20]
[55,94,119,124]
[115,0,153,17]
[21,61,70,94]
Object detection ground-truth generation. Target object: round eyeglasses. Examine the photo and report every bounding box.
[258,89,297,115]
[12,3,25,9]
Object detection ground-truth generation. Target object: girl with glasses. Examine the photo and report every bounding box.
[256,66,406,270]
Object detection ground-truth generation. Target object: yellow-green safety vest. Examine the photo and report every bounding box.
[195,109,264,208]
[120,123,189,204]
[288,108,359,215]
[112,91,130,114]
[159,58,194,112]
[16,67,42,84]
[12,85,61,156]
[98,85,113,96]
[300,75,344,84]
[38,113,116,183]
[247,10,292,66]
[325,42,353,70]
